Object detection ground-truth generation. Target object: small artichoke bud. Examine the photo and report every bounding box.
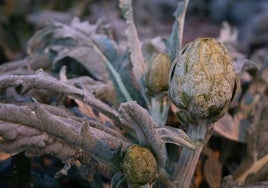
[122,145,158,187]
[169,38,238,124]
[145,53,171,96]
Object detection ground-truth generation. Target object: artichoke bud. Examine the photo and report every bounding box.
[145,53,171,96]
[122,145,158,187]
[169,38,239,124]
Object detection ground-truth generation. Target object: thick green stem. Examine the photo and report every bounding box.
[172,120,207,188]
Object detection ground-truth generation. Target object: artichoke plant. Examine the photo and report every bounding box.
[169,37,239,187]
[0,0,243,187]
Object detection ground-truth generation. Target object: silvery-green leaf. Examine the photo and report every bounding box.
[90,34,146,105]
[119,0,146,82]
[51,45,110,82]
[27,10,73,28]
[52,17,97,40]
[168,0,189,61]
[27,17,146,105]
[0,70,120,121]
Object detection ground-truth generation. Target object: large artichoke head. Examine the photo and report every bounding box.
[169,38,239,124]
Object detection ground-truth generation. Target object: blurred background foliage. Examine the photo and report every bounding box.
[1,0,268,62]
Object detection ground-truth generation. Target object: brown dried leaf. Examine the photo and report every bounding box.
[203,147,222,188]
[0,152,14,162]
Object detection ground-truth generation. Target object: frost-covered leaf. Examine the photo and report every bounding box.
[0,120,85,160]
[0,69,119,121]
[0,54,51,75]
[119,0,146,82]
[27,10,73,28]
[233,58,258,74]
[168,0,189,61]
[27,17,146,105]
[217,21,259,75]
[0,102,129,171]
[51,45,110,82]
